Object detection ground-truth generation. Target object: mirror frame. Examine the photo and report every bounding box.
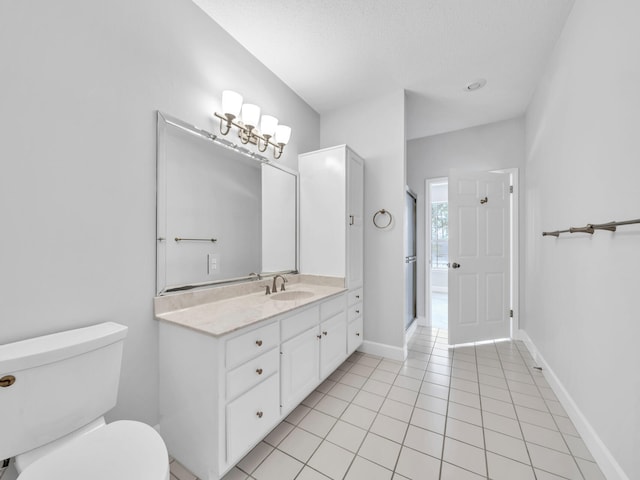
[156,111,299,295]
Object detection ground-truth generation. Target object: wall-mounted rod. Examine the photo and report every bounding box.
[542,229,570,237]
[542,218,640,237]
[175,237,218,242]
[569,226,594,234]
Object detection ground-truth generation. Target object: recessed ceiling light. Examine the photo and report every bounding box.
[466,79,487,91]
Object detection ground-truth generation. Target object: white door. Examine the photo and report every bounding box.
[448,170,511,345]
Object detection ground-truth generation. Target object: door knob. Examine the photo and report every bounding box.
[451,262,461,269]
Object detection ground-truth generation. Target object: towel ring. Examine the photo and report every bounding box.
[373,209,393,229]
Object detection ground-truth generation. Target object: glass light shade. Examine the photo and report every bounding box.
[260,115,279,138]
[221,90,243,118]
[241,104,261,129]
[275,125,291,145]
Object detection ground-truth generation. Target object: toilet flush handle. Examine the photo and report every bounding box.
[0,375,16,387]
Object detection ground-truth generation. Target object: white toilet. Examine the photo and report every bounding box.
[0,322,169,480]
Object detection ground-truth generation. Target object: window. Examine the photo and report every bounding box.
[431,201,448,269]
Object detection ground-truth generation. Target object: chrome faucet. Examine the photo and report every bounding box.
[272,274,287,292]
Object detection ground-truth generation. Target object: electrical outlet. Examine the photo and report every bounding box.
[207,253,219,275]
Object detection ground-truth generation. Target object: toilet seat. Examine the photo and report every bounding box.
[17,421,169,480]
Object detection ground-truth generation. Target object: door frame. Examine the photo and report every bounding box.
[405,186,418,332]
[425,177,448,328]
[498,167,520,336]
[425,169,519,336]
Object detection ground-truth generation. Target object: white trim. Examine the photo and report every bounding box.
[490,167,520,334]
[359,340,406,362]
[416,315,428,327]
[505,168,520,334]
[405,318,418,341]
[517,330,630,480]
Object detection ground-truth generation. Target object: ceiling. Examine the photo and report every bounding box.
[193,0,575,140]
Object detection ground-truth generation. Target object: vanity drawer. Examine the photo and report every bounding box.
[227,347,279,401]
[347,316,364,354]
[281,305,319,342]
[226,322,279,369]
[348,288,363,306]
[348,303,363,322]
[226,374,280,463]
[320,294,346,321]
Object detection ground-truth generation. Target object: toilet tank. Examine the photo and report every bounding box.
[0,322,128,460]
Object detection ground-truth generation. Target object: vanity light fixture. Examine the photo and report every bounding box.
[214,90,292,160]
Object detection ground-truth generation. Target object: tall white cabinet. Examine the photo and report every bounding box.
[299,145,364,352]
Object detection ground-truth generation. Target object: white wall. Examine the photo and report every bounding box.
[407,117,526,321]
[524,1,640,478]
[0,0,319,433]
[320,91,407,357]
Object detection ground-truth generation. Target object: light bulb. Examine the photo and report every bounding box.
[260,115,279,138]
[275,125,291,145]
[221,90,243,118]
[241,104,261,129]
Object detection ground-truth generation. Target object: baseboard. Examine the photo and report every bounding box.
[517,329,629,480]
[359,340,406,362]
[405,318,417,341]
[416,315,428,327]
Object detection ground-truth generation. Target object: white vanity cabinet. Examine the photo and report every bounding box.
[158,291,347,480]
[299,145,364,289]
[347,287,364,354]
[280,294,347,411]
[225,322,281,462]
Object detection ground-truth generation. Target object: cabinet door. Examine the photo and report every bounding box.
[280,326,320,411]
[347,151,364,289]
[347,317,364,354]
[299,146,346,277]
[320,311,347,379]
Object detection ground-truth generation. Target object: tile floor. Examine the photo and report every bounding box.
[430,292,448,329]
[169,327,606,480]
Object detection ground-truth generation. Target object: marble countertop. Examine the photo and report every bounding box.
[154,275,346,337]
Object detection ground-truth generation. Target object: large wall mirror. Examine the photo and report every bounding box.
[156,112,298,295]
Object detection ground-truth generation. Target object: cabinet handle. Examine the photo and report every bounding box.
[322,331,328,336]
[256,368,263,375]
[256,411,263,418]
[0,375,16,388]
[349,215,355,225]
[356,332,360,336]
[255,340,263,347]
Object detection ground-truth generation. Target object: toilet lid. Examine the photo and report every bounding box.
[18,421,169,480]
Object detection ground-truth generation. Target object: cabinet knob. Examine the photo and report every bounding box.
[0,375,16,388]
[256,411,263,418]
[256,368,263,375]
[317,334,322,339]
[355,295,360,299]
[355,309,360,314]
[255,340,263,346]
[356,332,360,336]
[322,331,328,336]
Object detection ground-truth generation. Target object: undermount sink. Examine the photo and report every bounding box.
[270,290,315,301]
